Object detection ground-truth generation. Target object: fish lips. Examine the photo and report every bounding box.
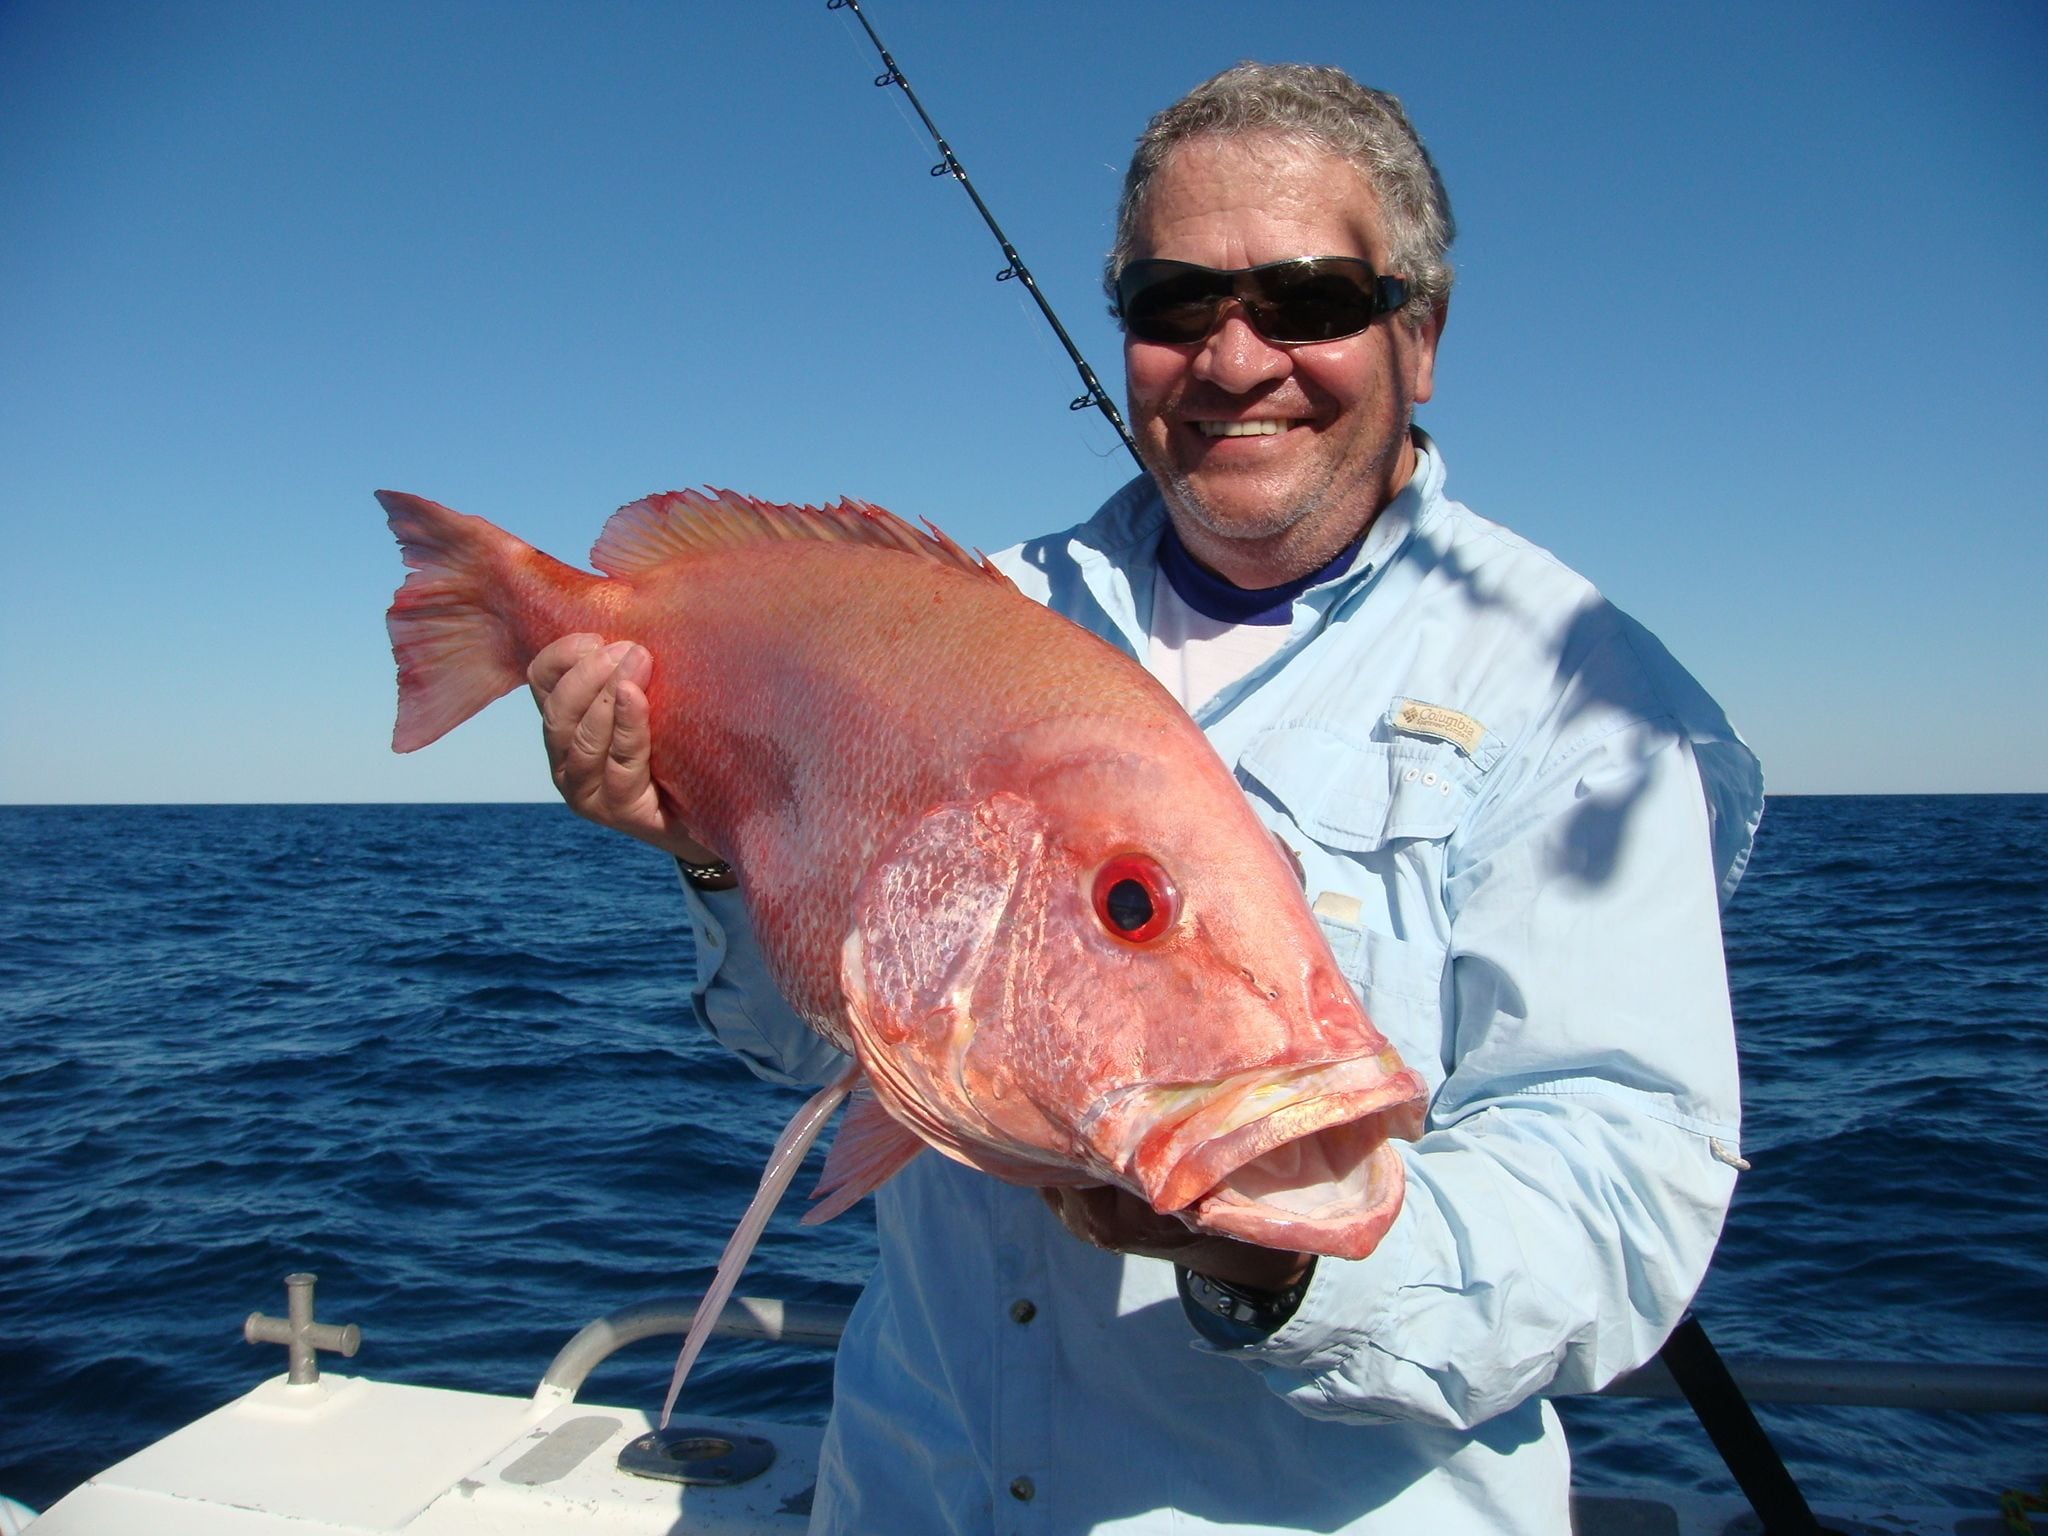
[1084,1057,1428,1261]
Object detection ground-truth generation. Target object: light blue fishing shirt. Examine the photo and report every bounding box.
[679,435,1764,1535]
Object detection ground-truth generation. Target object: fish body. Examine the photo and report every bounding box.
[381,487,1425,1259]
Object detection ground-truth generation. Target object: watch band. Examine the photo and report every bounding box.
[1176,1261,1315,1347]
[678,856,737,891]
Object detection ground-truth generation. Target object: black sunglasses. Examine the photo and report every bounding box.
[1115,257,1409,346]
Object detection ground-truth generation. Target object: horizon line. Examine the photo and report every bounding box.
[5,790,2046,809]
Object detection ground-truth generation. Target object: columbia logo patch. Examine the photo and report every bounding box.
[1390,699,1486,757]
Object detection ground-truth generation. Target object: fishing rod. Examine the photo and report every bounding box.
[826,0,1143,469]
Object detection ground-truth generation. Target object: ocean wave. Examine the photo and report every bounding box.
[1,797,2042,1514]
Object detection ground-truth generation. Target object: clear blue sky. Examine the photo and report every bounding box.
[3,0,2042,802]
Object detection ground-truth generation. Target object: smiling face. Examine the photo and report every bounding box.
[1123,133,1444,588]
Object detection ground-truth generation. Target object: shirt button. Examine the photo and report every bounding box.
[1009,1298,1036,1324]
[1010,1476,1036,1502]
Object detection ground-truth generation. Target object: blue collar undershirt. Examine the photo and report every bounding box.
[1154,520,1366,627]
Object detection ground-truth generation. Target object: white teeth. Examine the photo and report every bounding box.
[1196,420,1288,437]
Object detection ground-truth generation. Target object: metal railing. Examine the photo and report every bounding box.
[536,1295,2048,1416]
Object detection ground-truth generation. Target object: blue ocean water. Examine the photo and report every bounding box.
[2,796,2043,1517]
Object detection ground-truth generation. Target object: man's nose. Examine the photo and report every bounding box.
[1191,304,1292,392]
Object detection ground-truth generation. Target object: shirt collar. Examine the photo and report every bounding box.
[1064,429,1447,647]
[1348,426,1443,585]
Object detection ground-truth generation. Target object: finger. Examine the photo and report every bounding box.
[537,642,638,766]
[1048,1187,1097,1253]
[561,671,624,802]
[534,646,616,756]
[527,633,606,703]
[1042,1185,1118,1249]
[610,642,654,693]
[1038,1187,1087,1245]
[601,675,655,809]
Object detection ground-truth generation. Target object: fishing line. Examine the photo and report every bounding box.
[826,4,936,167]
[825,0,1142,469]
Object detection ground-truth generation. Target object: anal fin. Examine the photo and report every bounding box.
[657,1059,862,1429]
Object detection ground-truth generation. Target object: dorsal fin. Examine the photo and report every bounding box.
[589,488,1014,589]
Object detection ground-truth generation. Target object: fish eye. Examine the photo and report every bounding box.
[1091,854,1178,944]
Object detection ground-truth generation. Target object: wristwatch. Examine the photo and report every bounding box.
[1176,1261,1315,1348]
[678,856,737,891]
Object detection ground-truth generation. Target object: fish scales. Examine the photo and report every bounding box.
[380,486,1427,1261]
[629,537,1178,1037]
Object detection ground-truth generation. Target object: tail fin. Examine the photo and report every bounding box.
[379,490,531,753]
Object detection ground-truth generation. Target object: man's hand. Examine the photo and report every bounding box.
[527,633,719,862]
[1039,1185,1313,1292]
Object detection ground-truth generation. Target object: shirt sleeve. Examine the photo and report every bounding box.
[678,875,853,1090]
[1214,716,1751,1428]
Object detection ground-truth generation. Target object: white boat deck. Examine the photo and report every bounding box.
[24,1286,2040,1535]
[30,1375,818,1535]
[30,1368,2013,1536]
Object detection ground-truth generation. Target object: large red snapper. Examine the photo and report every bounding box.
[380,487,1426,1259]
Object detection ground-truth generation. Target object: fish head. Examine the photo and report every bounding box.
[839,715,1427,1260]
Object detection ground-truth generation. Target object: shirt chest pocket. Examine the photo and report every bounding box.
[1238,723,1478,866]
[1238,725,1480,1088]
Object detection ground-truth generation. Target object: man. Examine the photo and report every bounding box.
[530,63,1762,1535]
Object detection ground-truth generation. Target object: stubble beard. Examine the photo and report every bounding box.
[1145,404,1414,579]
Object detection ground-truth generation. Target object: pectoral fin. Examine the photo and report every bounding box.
[804,1088,928,1224]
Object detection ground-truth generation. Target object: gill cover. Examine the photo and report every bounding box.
[836,792,1091,1187]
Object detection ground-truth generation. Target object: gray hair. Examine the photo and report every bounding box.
[1106,63,1456,327]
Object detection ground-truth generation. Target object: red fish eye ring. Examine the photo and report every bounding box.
[1091,854,1178,944]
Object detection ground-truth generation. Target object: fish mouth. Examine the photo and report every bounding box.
[1180,1110,1410,1260]
[1088,1058,1427,1261]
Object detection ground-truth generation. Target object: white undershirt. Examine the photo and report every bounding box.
[1145,574,1292,714]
